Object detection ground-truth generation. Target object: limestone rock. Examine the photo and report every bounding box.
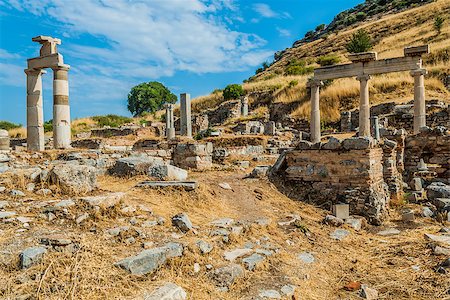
[345,217,363,231]
[377,228,401,236]
[115,242,183,275]
[424,233,450,246]
[258,290,281,299]
[148,165,188,181]
[50,164,97,194]
[171,213,193,233]
[143,282,187,300]
[80,192,124,208]
[208,264,244,289]
[342,137,371,150]
[224,248,252,262]
[219,183,232,190]
[250,166,271,178]
[0,211,16,219]
[322,137,341,150]
[360,285,378,300]
[196,240,213,254]
[330,229,350,241]
[11,189,25,197]
[242,253,264,270]
[280,285,296,297]
[20,246,47,269]
[323,215,343,227]
[427,182,450,200]
[298,252,315,264]
[111,156,164,177]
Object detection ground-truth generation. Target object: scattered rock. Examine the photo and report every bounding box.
[345,217,362,231]
[76,212,89,224]
[210,218,234,228]
[36,188,52,196]
[258,289,281,299]
[298,252,315,264]
[148,165,188,181]
[323,215,343,227]
[219,183,232,190]
[224,248,252,262]
[194,263,200,273]
[50,164,97,194]
[196,240,213,254]
[402,209,415,222]
[280,285,296,297]
[111,156,164,177]
[55,199,76,208]
[422,207,434,218]
[427,182,450,200]
[433,246,450,256]
[0,201,8,209]
[143,282,187,300]
[377,228,400,236]
[115,242,183,275]
[0,211,16,219]
[342,137,371,150]
[242,253,264,271]
[40,235,73,246]
[360,284,378,300]
[11,189,25,197]
[171,213,193,233]
[80,192,124,208]
[20,246,47,269]
[249,166,271,178]
[424,233,450,246]
[330,229,350,241]
[208,264,244,289]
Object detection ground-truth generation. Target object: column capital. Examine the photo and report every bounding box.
[410,68,427,77]
[307,78,323,88]
[52,64,70,72]
[24,68,46,76]
[356,74,371,81]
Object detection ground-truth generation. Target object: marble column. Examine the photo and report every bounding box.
[180,93,192,137]
[25,68,46,151]
[241,96,249,117]
[357,74,371,137]
[308,79,323,143]
[165,104,175,139]
[411,68,427,134]
[52,65,71,149]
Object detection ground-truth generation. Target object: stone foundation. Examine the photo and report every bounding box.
[271,138,390,224]
[173,143,213,170]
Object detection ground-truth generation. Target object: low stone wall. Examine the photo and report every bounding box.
[71,138,104,149]
[91,127,139,138]
[404,127,450,183]
[207,100,240,125]
[271,138,390,224]
[173,142,213,170]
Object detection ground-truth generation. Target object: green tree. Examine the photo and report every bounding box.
[315,24,326,31]
[346,29,373,53]
[317,54,341,66]
[434,16,444,35]
[127,81,177,117]
[223,84,244,101]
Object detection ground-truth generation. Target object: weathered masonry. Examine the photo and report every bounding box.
[308,45,430,142]
[25,36,71,151]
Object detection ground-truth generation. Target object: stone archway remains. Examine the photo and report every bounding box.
[308,45,430,143]
[25,36,71,151]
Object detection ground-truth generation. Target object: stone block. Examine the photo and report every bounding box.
[409,177,423,191]
[50,164,97,194]
[143,282,187,300]
[148,165,188,181]
[20,246,47,269]
[111,156,164,177]
[332,204,350,220]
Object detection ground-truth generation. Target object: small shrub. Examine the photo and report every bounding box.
[315,24,326,31]
[317,54,341,66]
[92,114,133,128]
[434,16,445,35]
[285,65,314,76]
[263,74,276,81]
[0,121,21,131]
[223,84,244,101]
[288,80,298,88]
[355,12,367,21]
[346,29,373,53]
[43,120,52,133]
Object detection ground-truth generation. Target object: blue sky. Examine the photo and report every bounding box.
[0,0,362,124]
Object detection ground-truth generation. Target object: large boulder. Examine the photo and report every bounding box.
[111,156,164,177]
[115,242,183,275]
[50,164,97,194]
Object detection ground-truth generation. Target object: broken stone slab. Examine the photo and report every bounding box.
[433,246,450,256]
[143,282,187,300]
[219,182,232,190]
[208,264,244,289]
[20,246,47,269]
[148,165,188,181]
[39,235,72,247]
[171,213,193,233]
[322,137,341,150]
[424,233,450,246]
[434,198,450,210]
[80,192,125,208]
[210,218,234,228]
[224,248,252,262]
[330,229,350,241]
[422,207,434,218]
[0,211,16,219]
[50,164,97,194]
[249,166,271,178]
[54,199,76,208]
[323,215,344,227]
[345,217,363,231]
[342,137,372,150]
[136,181,198,191]
[427,182,450,200]
[0,201,8,209]
[377,228,400,236]
[298,252,315,264]
[111,156,164,177]
[402,209,415,222]
[115,242,183,275]
[280,285,296,297]
[242,253,264,271]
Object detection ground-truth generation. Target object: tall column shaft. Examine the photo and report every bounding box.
[165,104,175,139]
[357,75,371,137]
[241,96,249,117]
[308,79,323,143]
[411,69,427,134]
[180,93,192,137]
[52,66,71,149]
[25,68,46,151]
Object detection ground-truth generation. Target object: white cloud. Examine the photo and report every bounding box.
[276,27,291,37]
[252,3,278,18]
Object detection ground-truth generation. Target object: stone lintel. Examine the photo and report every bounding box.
[24,68,47,76]
[404,45,430,57]
[27,53,64,70]
[314,56,421,81]
[410,68,427,77]
[32,35,61,45]
[356,74,371,81]
[348,51,377,63]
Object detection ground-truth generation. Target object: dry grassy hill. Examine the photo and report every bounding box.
[191,0,450,124]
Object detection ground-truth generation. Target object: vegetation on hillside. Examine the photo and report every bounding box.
[346,29,373,53]
[0,121,21,131]
[127,81,177,117]
[223,84,244,101]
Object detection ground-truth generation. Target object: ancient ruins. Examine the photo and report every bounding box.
[25,36,71,151]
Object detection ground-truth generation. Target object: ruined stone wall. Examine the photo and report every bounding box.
[206,100,241,126]
[404,127,450,182]
[91,127,139,138]
[172,142,213,170]
[271,139,390,224]
[192,114,209,135]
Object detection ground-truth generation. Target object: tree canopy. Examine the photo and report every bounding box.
[346,29,373,53]
[127,82,177,117]
[223,84,244,101]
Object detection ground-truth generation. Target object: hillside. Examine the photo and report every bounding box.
[190,0,450,125]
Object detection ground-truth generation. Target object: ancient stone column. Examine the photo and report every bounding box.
[180,93,192,137]
[165,104,175,139]
[52,65,71,149]
[241,96,249,117]
[25,68,46,151]
[308,79,323,143]
[411,68,427,134]
[357,75,371,137]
